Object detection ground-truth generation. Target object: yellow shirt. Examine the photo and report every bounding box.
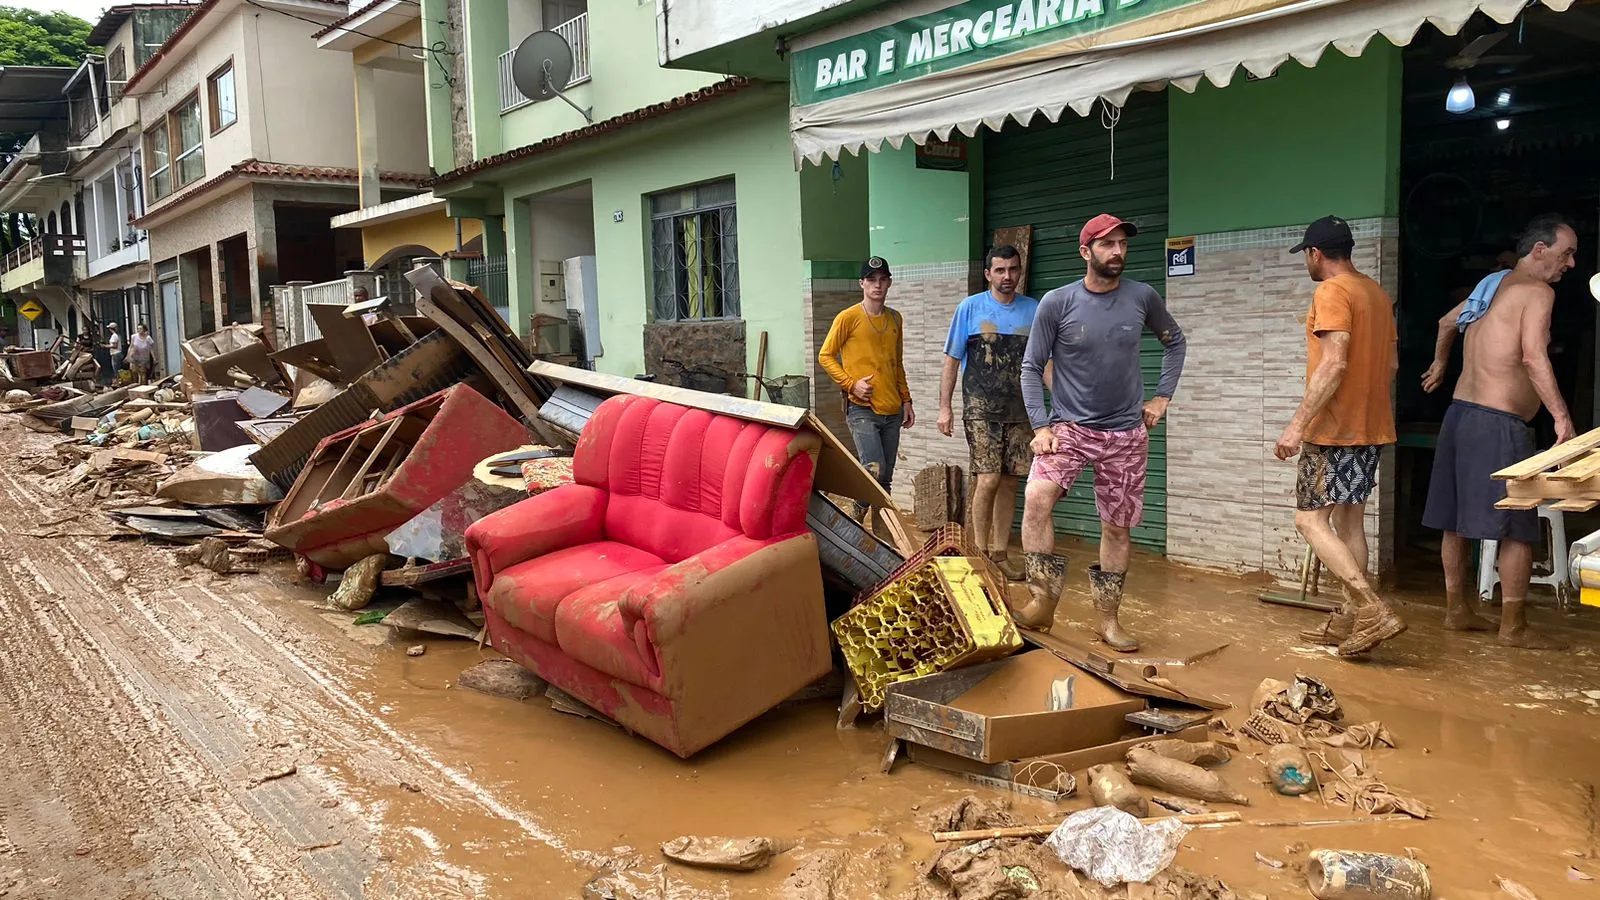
[818,303,912,416]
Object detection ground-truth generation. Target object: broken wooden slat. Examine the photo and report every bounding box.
[1493,428,1600,480]
[340,416,404,501]
[1494,497,1544,510]
[1551,498,1599,513]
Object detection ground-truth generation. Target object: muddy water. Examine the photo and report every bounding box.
[289,539,1600,899]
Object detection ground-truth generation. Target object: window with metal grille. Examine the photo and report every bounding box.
[649,179,739,322]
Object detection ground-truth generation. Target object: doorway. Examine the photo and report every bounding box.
[1396,4,1600,582]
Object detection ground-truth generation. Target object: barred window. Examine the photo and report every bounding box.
[649,179,739,322]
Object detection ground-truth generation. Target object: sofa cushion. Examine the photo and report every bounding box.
[491,541,665,644]
[554,575,668,691]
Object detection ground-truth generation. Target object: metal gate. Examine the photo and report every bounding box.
[982,91,1170,552]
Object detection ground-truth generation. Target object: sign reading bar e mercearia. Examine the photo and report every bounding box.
[792,0,1202,105]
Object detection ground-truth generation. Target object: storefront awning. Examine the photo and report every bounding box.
[789,0,1574,165]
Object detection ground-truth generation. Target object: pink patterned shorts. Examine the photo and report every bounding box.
[1028,422,1149,528]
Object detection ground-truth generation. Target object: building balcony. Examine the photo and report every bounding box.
[0,233,86,293]
[87,235,149,279]
[499,12,590,114]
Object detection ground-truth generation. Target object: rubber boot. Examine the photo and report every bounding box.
[988,550,1025,582]
[1014,552,1067,631]
[1088,564,1140,653]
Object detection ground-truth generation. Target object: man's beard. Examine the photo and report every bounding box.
[1089,257,1124,279]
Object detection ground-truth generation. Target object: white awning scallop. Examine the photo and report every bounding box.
[790,0,1575,165]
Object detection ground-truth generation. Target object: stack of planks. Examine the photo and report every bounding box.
[1492,427,1600,513]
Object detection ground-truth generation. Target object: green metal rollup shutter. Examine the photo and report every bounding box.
[982,91,1169,552]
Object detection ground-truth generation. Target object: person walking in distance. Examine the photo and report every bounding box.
[1016,214,1187,651]
[938,245,1039,580]
[127,322,156,383]
[1275,216,1406,657]
[819,256,914,502]
[1421,214,1579,651]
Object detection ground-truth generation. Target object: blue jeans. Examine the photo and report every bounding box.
[846,404,902,492]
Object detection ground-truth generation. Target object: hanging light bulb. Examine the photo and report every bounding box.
[1496,118,1511,131]
[1446,78,1476,114]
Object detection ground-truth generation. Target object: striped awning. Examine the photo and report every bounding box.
[789,0,1575,165]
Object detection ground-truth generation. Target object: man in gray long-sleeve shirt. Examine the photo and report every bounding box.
[1011,213,1187,653]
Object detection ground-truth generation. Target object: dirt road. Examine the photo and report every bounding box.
[3,417,1600,899]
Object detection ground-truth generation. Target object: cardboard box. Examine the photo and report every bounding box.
[885,650,1146,764]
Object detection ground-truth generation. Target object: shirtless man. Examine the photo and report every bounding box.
[1421,214,1578,650]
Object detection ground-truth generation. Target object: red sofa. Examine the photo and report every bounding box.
[464,394,831,757]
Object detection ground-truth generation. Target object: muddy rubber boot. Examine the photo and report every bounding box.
[1014,552,1067,631]
[1088,565,1140,653]
[988,550,1025,582]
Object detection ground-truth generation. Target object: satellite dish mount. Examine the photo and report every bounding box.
[510,31,593,123]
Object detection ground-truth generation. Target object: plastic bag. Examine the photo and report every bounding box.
[1043,806,1190,887]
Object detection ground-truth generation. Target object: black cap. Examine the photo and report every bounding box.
[1290,216,1354,254]
[860,256,892,278]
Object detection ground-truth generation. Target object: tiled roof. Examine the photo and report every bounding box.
[312,0,386,38]
[123,0,347,93]
[432,77,757,187]
[132,158,430,227]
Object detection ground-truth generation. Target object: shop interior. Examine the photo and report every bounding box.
[1395,3,1600,586]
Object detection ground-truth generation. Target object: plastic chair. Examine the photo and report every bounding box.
[1478,504,1574,609]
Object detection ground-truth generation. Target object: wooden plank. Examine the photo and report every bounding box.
[1505,478,1600,501]
[526,359,808,428]
[1494,497,1545,510]
[1022,631,1230,711]
[1548,451,1600,482]
[340,416,403,501]
[1551,498,1599,513]
[310,431,366,507]
[1493,427,1600,480]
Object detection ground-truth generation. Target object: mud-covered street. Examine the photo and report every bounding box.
[1,416,1599,899]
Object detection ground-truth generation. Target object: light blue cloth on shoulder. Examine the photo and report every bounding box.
[1456,270,1511,332]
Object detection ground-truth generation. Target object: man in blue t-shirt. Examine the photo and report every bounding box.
[938,245,1039,581]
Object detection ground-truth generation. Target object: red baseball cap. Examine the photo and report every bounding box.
[1080,213,1138,247]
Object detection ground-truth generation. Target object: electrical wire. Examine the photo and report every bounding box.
[242,0,436,51]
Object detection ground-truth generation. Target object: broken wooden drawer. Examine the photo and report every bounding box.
[264,384,531,569]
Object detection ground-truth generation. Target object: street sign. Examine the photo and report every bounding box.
[18,300,44,321]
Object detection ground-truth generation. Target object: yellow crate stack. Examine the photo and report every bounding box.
[832,556,1022,711]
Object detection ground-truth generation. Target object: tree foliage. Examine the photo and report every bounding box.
[0,7,92,67]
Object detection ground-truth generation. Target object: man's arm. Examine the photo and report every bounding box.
[1422,300,1467,393]
[1145,290,1187,399]
[938,357,960,436]
[1520,288,1575,443]
[894,310,912,405]
[817,313,855,391]
[1021,296,1057,431]
[1275,331,1351,459]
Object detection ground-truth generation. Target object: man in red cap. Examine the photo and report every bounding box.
[1013,214,1187,652]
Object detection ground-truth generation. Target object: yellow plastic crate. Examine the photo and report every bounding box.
[831,556,1022,712]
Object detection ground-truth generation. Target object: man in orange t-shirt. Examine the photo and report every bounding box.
[1273,216,1404,658]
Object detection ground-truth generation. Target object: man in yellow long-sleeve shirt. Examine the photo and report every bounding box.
[819,256,915,496]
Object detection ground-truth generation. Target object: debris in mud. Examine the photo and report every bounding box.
[1306,850,1430,900]
[1131,739,1232,768]
[248,764,298,787]
[1311,750,1430,819]
[406,645,426,657]
[1571,866,1594,881]
[458,659,548,700]
[1088,763,1148,816]
[1126,748,1249,805]
[1249,676,1394,750]
[1254,852,1285,869]
[298,839,342,852]
[1151,796,1209,816]
[922,795,1022,833]
[782,849,845,900]
[1494,875,1540,900]
[660,835,776,871]
[914,831,1235,900]
[1044,807,1191,887]
[327,554,386,611]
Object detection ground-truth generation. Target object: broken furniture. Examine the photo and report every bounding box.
[885,650,1146,764]
[465,394,831,758]
[808,492,904,594]
[1,349,53,381]
[181,324,286,392]
[264,384,531,569]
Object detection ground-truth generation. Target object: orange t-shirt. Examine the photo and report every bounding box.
[1304,272,1397,447]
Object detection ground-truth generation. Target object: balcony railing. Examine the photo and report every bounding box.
[499,12,591,114]
[2,233,86,274]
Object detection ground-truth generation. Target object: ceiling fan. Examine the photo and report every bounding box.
[1446,32,1532,71]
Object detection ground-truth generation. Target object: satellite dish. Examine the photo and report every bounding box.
[512,31,575,102]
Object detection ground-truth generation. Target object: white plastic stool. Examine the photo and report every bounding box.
[1478,503,1573,608]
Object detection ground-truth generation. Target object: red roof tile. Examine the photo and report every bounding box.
[132,158,430,227]
[432,78,757,187]
[312,0,388,39]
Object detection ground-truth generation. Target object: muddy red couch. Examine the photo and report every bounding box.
[464,394,831,757]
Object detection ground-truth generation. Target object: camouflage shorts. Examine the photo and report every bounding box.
[964,419,1033,476]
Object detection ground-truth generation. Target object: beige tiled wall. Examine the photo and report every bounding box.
[1165,218,1400,583]
[807,264,982,508]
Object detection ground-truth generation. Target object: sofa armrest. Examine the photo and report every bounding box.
[618,534,830,704]
[464,484,607,600]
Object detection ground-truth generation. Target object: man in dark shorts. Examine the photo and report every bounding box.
[1422,215,1578,651]
[1274,216,1405,657]
[1014,214,1186,652]
[938,245,1039,581]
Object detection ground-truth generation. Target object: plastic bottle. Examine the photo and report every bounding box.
[1306,850,1431,900]
[1266,743,1315,795]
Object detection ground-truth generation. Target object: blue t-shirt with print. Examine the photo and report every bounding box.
[943,291,1039,423]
